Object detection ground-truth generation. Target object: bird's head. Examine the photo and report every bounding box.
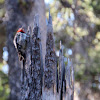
[17,28,25,33]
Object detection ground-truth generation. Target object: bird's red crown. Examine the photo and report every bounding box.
[17,28,25,33]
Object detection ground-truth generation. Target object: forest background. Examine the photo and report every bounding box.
[0,0,100,100]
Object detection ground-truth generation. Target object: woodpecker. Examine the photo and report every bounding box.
[13,28,27,61]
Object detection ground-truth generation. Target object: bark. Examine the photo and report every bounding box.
[5,0,46,99]
[65,58,74,100]
[43,11,57,99]
[59,42,66,100]
[20,16,43,100]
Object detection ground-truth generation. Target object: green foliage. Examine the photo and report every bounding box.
[0,63,9,100]
[91,0,100,15]
[0,0,4,4]
[0,9,5,18]
[0,0,5,18]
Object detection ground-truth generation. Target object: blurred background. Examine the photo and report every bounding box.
[0,0,100,100]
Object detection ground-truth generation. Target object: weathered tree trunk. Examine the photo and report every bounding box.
[65,58,74,100]
[21,16,43,100]
[5,0,46,99]
[43,12,57,99]
[42,11,74,100]
[12,10,74,99]
[5,0,74,98]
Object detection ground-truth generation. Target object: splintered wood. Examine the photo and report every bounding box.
[20,12,74,100]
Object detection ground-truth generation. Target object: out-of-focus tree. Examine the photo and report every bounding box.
[4,0,47,99]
